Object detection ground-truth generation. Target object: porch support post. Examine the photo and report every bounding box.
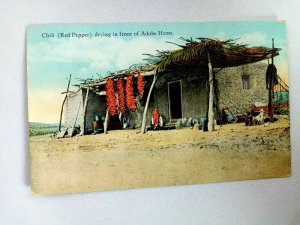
[81,87,90,135]
[58,74,71,132]
[141,68,158,134]
[104,110,109,134]
[207,52,215,132]
[268,38,274,122]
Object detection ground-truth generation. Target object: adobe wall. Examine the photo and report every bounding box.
[64,90,84,129]
[216,62,268,115]
[154,67,209,122]
[64,89,106,131]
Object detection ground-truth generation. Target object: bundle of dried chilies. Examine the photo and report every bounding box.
[136,72,144,97]
[125,74,136,111]
[117,78,126,113]
[105,78,117,116]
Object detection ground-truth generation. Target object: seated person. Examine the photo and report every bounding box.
[245,106,255,126]
[222,107,236,123]
[254,109,265,125]
[151,108,163,130]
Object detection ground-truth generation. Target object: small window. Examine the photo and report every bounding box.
[242,75,250,89]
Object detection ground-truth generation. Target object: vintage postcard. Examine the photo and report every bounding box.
[27,21,290,195]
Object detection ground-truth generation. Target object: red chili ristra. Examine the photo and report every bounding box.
[125,74,136,111]
[137,72,144,97]
[106,78,117,116]
[152,108,159,129]
[117,77,125,113]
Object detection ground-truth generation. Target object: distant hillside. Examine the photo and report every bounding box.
[29,122,59,128]
[29,122,59,136]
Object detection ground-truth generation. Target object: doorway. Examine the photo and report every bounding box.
[168,81,183,120]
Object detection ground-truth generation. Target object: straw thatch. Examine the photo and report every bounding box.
[144,38,280,71]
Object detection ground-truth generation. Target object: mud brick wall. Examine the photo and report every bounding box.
[123,101,146,128]
[64,90,84,129]
[64,89,106,131]
[216,62,268,115]
[154,67,209,122]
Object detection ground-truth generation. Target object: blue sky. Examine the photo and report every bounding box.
[27,21,288,123]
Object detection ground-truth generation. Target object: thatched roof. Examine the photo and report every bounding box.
[80,37,280,89]
[80,64,156,89]
[144,38,280,71]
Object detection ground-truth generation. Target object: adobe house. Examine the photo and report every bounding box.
[61,63,272,135]
[139,38,280,133]
[59,38,280,136]
[152,62,270,122]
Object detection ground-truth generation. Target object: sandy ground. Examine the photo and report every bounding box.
[30,116,291,195]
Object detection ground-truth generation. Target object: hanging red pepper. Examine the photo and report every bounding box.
[136,72,144,97]
[152,108,159,130]
[117,77,125,113]
[105,78,117,116]
[125,73,136,111]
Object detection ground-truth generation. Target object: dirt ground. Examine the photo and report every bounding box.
[29,115,291,195]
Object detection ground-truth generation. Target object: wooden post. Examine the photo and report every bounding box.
[104,110,109,134]
[268,38,274,122]
[81,87,90,135]
[58,74,72,132]
[67,101,81,138]
[207,52,215,132]
[141,68,158,134]
[118,112,122,122]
